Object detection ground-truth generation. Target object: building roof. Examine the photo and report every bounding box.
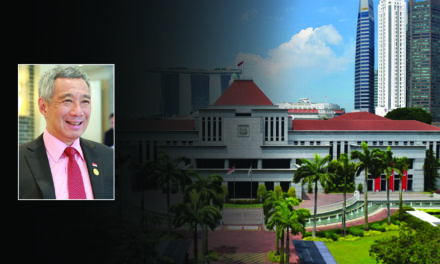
[293,112,440,131]
[331,111,389,121]
[213,80,274,106]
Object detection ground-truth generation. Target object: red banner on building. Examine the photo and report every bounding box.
[389,171,394,192]
[374,177,381,192]
[402,170,407,191]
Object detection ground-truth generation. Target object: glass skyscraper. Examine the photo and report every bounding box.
[407,0,440,125]
[355,0,375,113]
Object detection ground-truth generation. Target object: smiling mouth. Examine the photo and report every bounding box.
[66,121,83,126]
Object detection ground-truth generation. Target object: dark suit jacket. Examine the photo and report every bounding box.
[19,134,114,199]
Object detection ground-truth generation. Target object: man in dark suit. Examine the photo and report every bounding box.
[19,65,113,200]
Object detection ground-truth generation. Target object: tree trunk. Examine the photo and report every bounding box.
[201,223,205,264]
[386,175,391,225]
[204,225,208,256]
[342,175,347,237]
[280,229,285,264]
[194,226,198,264]
[399,175,404,221]
[167,178,171,236]
[286,226,290,263]
[313,181,318,238]
[276,227,280,255]
[364,169,369,231]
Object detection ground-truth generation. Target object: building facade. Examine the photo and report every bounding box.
[355,0,375,113]
[407,0,440,126]
[118,80,440,200]
[376,0,407,116]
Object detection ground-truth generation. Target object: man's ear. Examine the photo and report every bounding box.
[38,97,49,117]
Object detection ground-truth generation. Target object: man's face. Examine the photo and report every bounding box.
[39,78,91,145]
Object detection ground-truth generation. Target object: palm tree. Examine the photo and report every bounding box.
[145,151,192,235]
[351,142,381,231]
[373,147,395,225]
[266,196,311,264]
[393,156,410,221]
[293,154,333,238]
[329,153,358,236]
[185,173,224,257]
[283,197,310,263]
[266,198,290,264]
[171,189,222,264]
[263,190,287,255]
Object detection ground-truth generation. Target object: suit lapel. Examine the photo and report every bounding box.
[80,138,105,199]
[23,135,56,199]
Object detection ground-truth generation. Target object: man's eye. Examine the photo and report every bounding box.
[64,99,73,103]
[82,100,90,104]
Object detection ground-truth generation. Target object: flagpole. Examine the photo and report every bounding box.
[234,166,236,199]
[250,165,253,204]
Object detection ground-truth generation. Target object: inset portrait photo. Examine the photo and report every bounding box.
[18,64,114,200]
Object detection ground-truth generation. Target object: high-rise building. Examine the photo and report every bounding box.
[407,0,440,126]
[146,68,241,116]
[376,0,407,116]
[355,0,375,113]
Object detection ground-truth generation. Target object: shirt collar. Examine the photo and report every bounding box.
[43,130,85,162]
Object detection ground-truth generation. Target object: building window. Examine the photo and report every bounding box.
[262,159,290,169]
[196,159,225,169]
[264,116,286,142]
[201,116,222,141]
[407,175,413,191]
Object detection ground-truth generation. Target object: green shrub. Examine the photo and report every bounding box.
[338,235,361,242]
[221,185,229,200]
[357,183,363,193]
[403,214,432,231]
[303,231,312,237]
[197,250,218,262]
[287,187,296,198]
[303,236,334,243]
[267,251,287,263]
[275,185,283,198]
[257,184,267,201]
[370,223,386,232]
[382,223,400,231]
[348,227,364,237]
[364,230,383,237]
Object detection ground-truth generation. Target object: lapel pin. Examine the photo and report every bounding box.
[93,168,100,176]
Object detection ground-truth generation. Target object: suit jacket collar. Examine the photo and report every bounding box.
[23,134,56,199]
[80,138,105,199]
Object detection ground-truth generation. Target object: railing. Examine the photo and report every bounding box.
[303,192,359,214]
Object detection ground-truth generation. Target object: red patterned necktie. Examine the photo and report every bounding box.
[64,147,86,199]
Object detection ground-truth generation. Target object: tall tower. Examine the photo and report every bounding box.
[355,0,375,113]
[407,0,440,126]
[376,0,407,116]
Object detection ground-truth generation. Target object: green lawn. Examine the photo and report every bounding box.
[224,203,263,208]
[325,231,399,264]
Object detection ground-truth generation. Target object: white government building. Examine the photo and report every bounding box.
[119,80,440,199]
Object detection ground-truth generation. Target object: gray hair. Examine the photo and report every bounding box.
[39,65,91,102]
